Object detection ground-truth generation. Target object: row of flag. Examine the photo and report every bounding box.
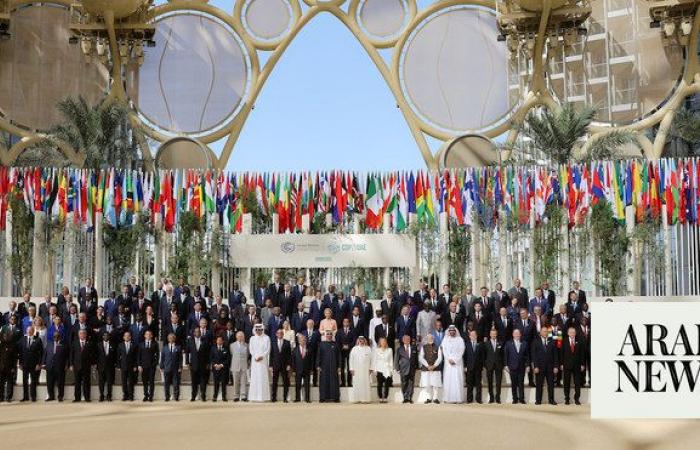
[0,158,697,233]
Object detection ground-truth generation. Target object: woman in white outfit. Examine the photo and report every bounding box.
[371,337,394,403]
[349,336,372,403]
[419,334,443,403]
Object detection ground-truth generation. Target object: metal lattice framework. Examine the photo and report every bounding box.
[1,0,700,169]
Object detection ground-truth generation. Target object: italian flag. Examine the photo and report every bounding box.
[365,174,382,229]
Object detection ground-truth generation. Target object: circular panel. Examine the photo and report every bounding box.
[547,0,684,125]
[357,0,409,40]
[439,134,498,169]
[157,137,212,169]
[399,6,511,134]
[243,0,294,42]
[131,12,251,136]
[0,4,108,131]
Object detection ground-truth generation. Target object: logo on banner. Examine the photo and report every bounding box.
[280,242,296,254]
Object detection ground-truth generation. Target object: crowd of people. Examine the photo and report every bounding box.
[0,274,591,406]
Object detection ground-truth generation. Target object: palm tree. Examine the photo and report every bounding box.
[668,108,700,157]
[15,96,143,169]
[521,103,635,164]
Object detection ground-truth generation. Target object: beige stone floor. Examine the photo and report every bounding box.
[0,402,697,450]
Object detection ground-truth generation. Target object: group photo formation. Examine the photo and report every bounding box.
[3,0,700,448]
[0,276,591,406]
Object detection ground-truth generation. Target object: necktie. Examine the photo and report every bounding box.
[477,312,480,320]
[301,347,305,358]
[146,341,150,349]
[570,338,575,353]
[81,341,85,351]
[170,344,174,353]
[492,340,496,351]
[542,338,546,347]
[105,343,109,354]
[126,343,130,353]
[472,342,476,352]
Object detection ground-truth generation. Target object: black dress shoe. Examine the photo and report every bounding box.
[496,399,501,404]
[535,401,542,405]
[574,400,581,405]
[234,398,241,402]
[488,399,494,404]
[565,400,570,405]
[433,399,440,404]
[519,400,526,404]
[46,398,55,402]
[425,399,431,404]
[73,399,81,403]
[512,400,518,404]
[191,398,196,402]
[294,399,300,403]
[305,399,311,403]
[549,401,558,406]
[242,398,248,402]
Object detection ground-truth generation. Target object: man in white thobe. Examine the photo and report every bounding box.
[248,324,271,402]
[367,311,383,349]
[441,325,465,403]
[348,336,372,403]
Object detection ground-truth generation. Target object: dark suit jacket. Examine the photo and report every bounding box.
[253,287,268,308]
[69,339,94,370]
[463,340,484,371]
[468,313,491,340]
[349,316,365,338]
[513,318,536,343]
[380,300,400,326]
[373,323,395,347]
[530,337,559,372]
[504,340,528,371]
[137,341,159,369]
[43,341,68,372]
[301,329,320,354]
[441,311,464,332]
[292,345,314,374]
[336,327,355,352]
[19,336,43,369]
[160,344,182,373]
[494,316,512,342]
[490,290,510,310]
[561,337,586,370]
[270,338,291,371]
[394,344,418,376]
[291,311,309,333]
[17,301,36,319]
[209,345,230,369]
[118,341,138,372]
[268,283,284,307]
[96,340,117,370]
[483,339,504,371]
[186,337,210,371]
[395,314,415,339]
[162,323,187,346]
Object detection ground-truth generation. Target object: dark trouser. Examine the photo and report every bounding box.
[190,368,209,400]
[164,370,180,400]
[376,373,392,400]
[340,349,352,386]
[310,353,318,386]
[46,366,66,400]
[295,371,311,402]
[486,367,503,401]
[121,367,136,400]
[22,367,39,401]
[510,367,525,402]
[141,367,155,400]
[271,368,289,401]
[535,368,555,403]
[563,368,581,401]
[0,369,14,400]
[98,367,114,400]
[527,361,535,386]
[400,371,415,401]
[465,367,482,402]
[74,367,91,401]
[212,368,227,400]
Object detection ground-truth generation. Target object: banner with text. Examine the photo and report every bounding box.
[592,302,700,418]
[229,234,417,268]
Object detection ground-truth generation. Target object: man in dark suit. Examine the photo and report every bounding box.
[291,276,307,308]
[531,326,559,405]
[554,304,574,331]
[253,282,268,309]
[150,281,165,314]
[228,283,246,310]
[337,318,355,387]
[160,333,183,401]
[561,326,585,405]
[374,315,395,350]
[570,280,587,305]
[0,328,19,402]
[508,278,529,309]
[412,281,429,306]
[137,330,159,402]
[270,329,291,402]
[78,278,99,319]
[17,293,36,320]
[380,289,400,327]
[541,282,556,316]
[43,332,68,401]
[159,287,181,326]
[96,331,116,401]
[579,316,591,386]
[469,302,490,341]
[280,283,294,320]
[491,283,510,310]
[118,331,138,401]
[484,328,504,403]
[69,329,94,402]
[268,273,284,308]
[187,303,209,334]
[241,305,259,341]
[19,326,43,402]
[494,307,512,342]
[210,335,230,401]
[195,277,212,301]
[394,334,418,403]
[463,329,484,403]
[293,334,313,402]
[505,329,528,404]
[38,295,55,324]
[395,305,415,341]
[354,296,373,337]
[127,276,142,299]
[475,286,496,319]
[349,307,364,339]
[131,290,150,319]
[301,321,320,387]
[291,302,309,334]
[441,302,464,334]
[186,327,211,401]
[514,308,536,386]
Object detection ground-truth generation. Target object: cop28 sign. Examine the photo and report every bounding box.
[228,234,417,268]
[592,302,700,418]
